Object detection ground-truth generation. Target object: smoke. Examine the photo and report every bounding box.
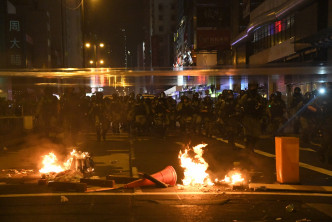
[205,141,275,184]
[0,134,69,170]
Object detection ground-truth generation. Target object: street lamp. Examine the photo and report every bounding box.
[85,42,105,67]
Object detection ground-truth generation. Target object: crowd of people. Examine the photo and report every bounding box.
[1,82,331,163]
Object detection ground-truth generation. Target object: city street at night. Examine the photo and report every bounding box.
[2,0,332,221]
[1,126,332,221]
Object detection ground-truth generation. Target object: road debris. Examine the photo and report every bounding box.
[286,203,295,213]
[60,195,69,203]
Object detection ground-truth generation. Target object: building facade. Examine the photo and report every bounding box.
[0,0,82,69]
[231,0,332,65]
[174,0,231,67]
[140,0,177,68]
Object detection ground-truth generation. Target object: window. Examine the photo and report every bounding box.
[158,4,163,11]
[159,26,164,32]
[252,15,295,54]
[159,15,163,21]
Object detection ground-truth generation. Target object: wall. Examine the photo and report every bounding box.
[250,0,288,21]
[249,38,295,64]
[196,52,217,66]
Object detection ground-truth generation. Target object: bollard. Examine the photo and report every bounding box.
[23,116,33,130]
[275,137,299,184]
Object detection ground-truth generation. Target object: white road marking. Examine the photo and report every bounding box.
[216,138,228,143]
[254,149,276,158]
[300,147,316,152]
[235,143,245,149]
[214,137,332,177]
[1,191,332,198]
[249,183,332,192]
[299,162,332,177]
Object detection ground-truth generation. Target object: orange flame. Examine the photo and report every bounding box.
[39,152,65,174]
[216,171,245,185]
[178,144,214,186]
[39,149,90,174]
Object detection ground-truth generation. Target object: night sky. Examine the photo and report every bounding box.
[84,0,145,67]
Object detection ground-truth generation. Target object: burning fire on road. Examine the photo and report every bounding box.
[39,149,94,182]
[179,143,246,188]
[39,149,92,174]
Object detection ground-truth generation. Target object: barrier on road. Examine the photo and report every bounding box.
[275,137,299,184]
[0,115,34,135]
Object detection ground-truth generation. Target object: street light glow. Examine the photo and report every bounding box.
[99,59,104,64]
[89,60,94,64]
[85,43,91,48]
[319,88,326,94]
[99,43,104,48]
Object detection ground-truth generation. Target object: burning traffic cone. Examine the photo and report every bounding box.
[123,166,177,188]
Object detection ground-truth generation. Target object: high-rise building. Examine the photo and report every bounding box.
[174,0,231,67]
[0,0,82,68]
[141,0,177,68]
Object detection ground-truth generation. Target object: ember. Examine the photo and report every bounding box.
[217,171,245,185]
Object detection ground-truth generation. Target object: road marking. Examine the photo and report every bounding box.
[299,162,332,177]
[300,147,316,152]
[214,137,332,177]
[235,143,245,149]
[254,149,276,158]
[216,138,228,143]
[249,183,332,192]
[1,191,332,198]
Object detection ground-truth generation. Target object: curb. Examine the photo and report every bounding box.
[249,183,332,193]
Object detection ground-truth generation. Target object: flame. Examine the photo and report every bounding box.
[178,144,214,186]
[39,149,90,174]
[217,171,245,185]
[39,152,65,174]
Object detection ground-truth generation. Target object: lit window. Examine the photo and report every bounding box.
[275,21,281,33]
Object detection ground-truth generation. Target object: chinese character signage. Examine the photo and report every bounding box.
[197,30,230,51]
[6,16,23,67]
[196,6,230,28]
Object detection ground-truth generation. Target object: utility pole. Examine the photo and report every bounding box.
[81,0,86,68]
[60,0,66,67]
[122,29,127,68]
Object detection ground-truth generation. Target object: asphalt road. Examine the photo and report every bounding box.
[1,130,332,221]
[1,191,332,221]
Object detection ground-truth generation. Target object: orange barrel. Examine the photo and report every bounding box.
[275,137,299,184]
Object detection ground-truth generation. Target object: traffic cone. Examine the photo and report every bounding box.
[123,166,177,188]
